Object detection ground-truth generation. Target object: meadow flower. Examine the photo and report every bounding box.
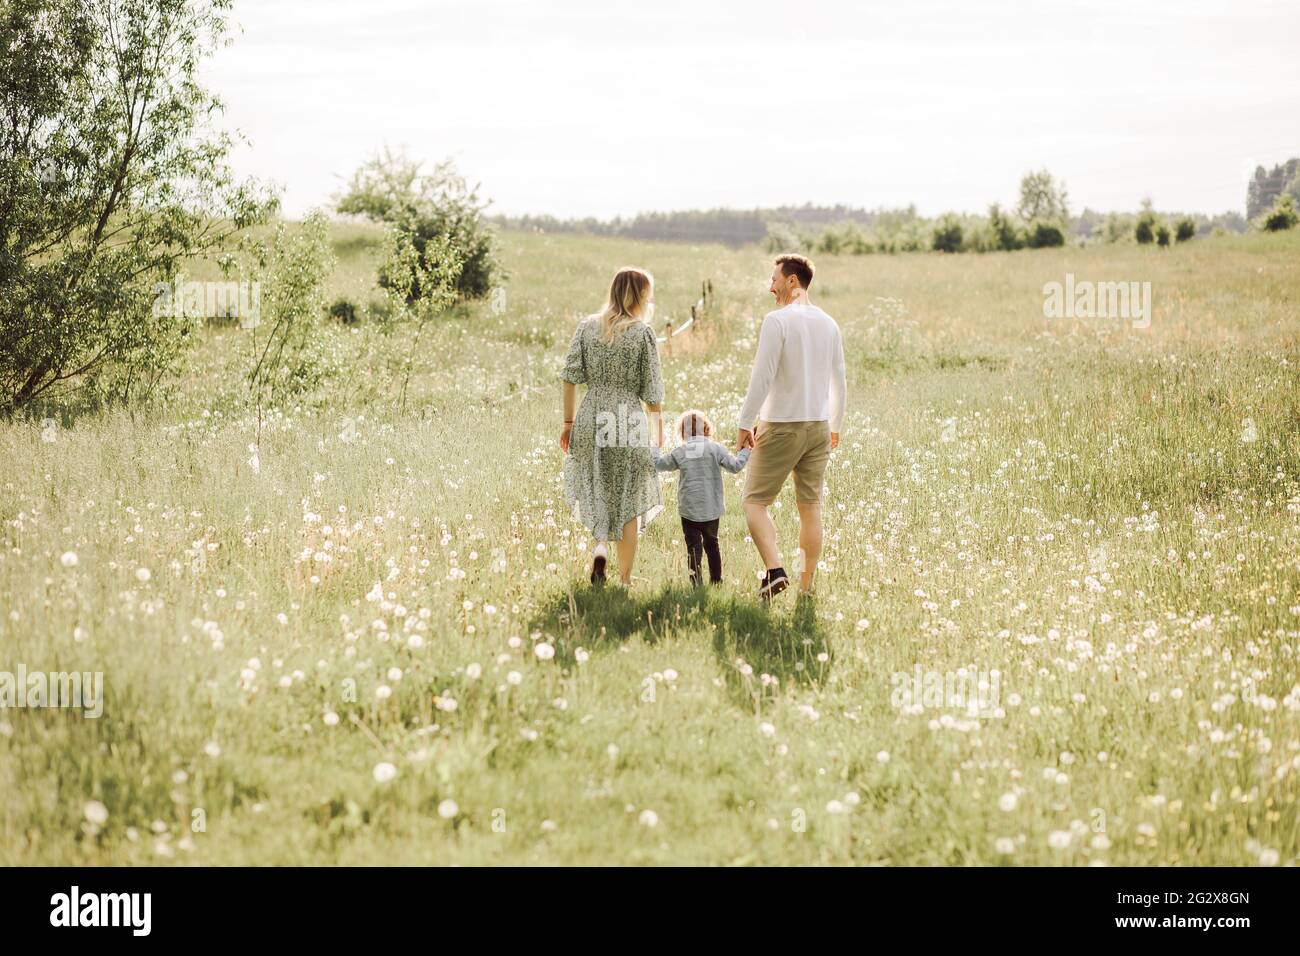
[638,809,659,827]
[995,837,1016,855]
[323,711,339,726]
[83,800,109,825]
[534,642,555,661]
[373,762,398,783]
[759,722,775,737]
[1048,830,1072,849]
[60,551,78,568]
[136,566,151,582]
[826,799,846,814]
[203,741,221,758]
[876,750,890,763]
[438,799,458,818]
[506,670,522,686]
[999,793,1018,812]
[375,685,392,700]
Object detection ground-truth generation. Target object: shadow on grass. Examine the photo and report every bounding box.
[532,583,833,710]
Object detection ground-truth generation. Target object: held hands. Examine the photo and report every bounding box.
[733,427,838,451]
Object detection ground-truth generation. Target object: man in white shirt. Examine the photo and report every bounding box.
[736,254,847,599]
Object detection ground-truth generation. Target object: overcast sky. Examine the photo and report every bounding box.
[204,0,1300,220]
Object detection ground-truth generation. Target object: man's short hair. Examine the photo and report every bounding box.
[774,253,814,289]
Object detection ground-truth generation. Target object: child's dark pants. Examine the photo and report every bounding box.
[681,517,722,585]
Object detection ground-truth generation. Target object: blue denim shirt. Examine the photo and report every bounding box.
[651,437,750,522]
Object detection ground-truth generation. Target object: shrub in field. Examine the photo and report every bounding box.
[337,147,500,302]
[1175,217,1197,242]
[1024,219,1066,248]
[1134,202,1158,245]
[984,203,1023,251]
[1260,194,1299,232]
[931,214,964,253]
[1156,223,1171,247]
[0,0,273,414]
[1096,212,1134,244]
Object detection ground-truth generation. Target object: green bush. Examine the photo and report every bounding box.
[983,204,1023,251]
[1175,218,1197,242]
[1135,209,1157,245]
[1156,223,1171,247]
[931,214,964,253]
[1024,219,1066,248]
[338,148,501,302]
[1261,194,1299,232]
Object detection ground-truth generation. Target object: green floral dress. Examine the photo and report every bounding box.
[562,317,665,541]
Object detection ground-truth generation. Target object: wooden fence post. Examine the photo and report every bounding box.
[665,321,673,357]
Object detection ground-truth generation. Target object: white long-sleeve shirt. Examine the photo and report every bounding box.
[737,302,847,432]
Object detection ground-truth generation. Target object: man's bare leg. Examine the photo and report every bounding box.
[796,501,823,593]
[744,500,781,571]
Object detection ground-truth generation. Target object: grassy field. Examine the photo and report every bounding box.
[1,225,1298,864]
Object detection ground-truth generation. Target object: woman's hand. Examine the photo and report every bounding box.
[560,421,573,454]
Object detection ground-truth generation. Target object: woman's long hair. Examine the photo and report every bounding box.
[594,267,653,342]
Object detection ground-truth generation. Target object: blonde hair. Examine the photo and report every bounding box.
[594,267,653,342]
[677,409,713,441]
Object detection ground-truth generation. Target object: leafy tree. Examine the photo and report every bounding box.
[1261,193,1299,232]
[1016,170,1069,224]
[337,147,500,302]
[931,214,964,253]
[1174,217,1197,242]
[1156,223,1171,247]
[0,0,274,413]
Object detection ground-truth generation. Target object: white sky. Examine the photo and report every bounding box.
[205,0,1300,219]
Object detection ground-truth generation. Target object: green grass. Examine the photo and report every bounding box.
[1,227,1297,864]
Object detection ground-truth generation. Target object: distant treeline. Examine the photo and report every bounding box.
[494,202,1250,252]
[493,162,1300,252]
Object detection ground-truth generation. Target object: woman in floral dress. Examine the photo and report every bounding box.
[559,267,665,586]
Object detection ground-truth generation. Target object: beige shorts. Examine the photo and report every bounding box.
[742,420,832,506]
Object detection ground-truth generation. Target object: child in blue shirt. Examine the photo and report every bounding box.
[652,409,750,585]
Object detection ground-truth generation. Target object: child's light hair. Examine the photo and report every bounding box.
[676,409,713,441]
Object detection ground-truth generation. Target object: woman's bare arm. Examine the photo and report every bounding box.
[645,402,663,447]
[560,381,577,452]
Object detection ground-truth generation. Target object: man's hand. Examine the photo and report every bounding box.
[830,432,839,450]
[737,428,754,451]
